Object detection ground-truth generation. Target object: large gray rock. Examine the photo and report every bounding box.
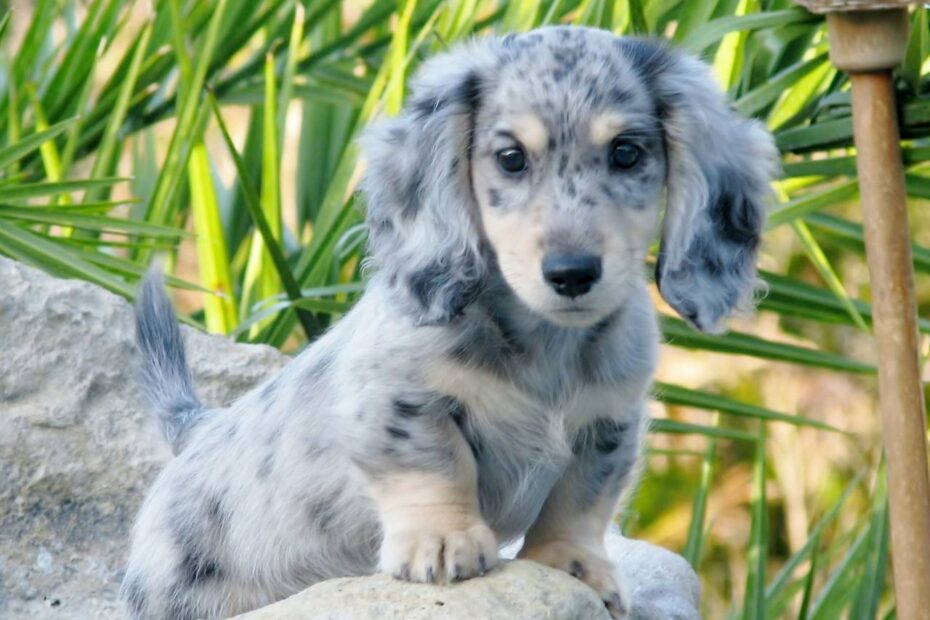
[234,560,611,620]
[603,531,701,620]
[0,257,700,619]
[236,539,701,620]
[0,257,287,618]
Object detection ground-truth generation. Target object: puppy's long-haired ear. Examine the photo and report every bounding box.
[360,41,501,325]
[621,41,779,333]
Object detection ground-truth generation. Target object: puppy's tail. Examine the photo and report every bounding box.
[134,268,204,454]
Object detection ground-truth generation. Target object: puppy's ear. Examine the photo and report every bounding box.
[360,41,501,324]
[619,40,779,333]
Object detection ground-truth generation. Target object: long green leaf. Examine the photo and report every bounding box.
[661,316,874,374]
[743,428,767,620]
[208,92,320,340]
[655,382,845,432]
[0,177,129,201]
[681,9,817,54]
[682,413,718,568]
[0,118,78,171]
[650,418,756,442]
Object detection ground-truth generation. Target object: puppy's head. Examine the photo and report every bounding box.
[362,26,778,332]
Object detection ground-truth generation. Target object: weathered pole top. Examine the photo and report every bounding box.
[792,0,914,72]
[793,0,915,13]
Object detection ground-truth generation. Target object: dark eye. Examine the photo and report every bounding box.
[496,147,527,174]
[609,140,641,170]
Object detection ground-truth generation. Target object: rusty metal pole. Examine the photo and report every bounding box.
[794,3,930,617]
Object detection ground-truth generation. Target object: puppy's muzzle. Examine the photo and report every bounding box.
[542,253,602,298]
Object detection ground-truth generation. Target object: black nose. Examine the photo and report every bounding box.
[542,254,602,298]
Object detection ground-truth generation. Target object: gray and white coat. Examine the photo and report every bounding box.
[122,25,778,620]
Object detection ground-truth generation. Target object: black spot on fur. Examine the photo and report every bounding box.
[609,86,634,105]
[408,261,446,311]
[558,154,569,177]
[592,418,628,453]
[460,71,483,164]
[412,96,443,118]
[386,425,411,439]
[206,494,226,525]
[600,182,618,202]
[181,549,221,586]
[588,311,619,342]
[393,399,423,417]
[580,195,597,208]
[402,167,425,220]
[457,72,482,112]
[570,560,586,579]
[566,179,577,198]
[307,489,341,531]
[709,186,761,247]
[407,258,481,320]
[449,399,483,459]
[615,38,673,118]
[616,38,672,85]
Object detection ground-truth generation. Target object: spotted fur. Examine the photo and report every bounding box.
[124,26,776,619]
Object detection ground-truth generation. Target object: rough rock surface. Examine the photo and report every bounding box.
[0,257,700,619]
[0,257,287,618]
[236,539,701,620]
[234,560,611,620]
[602,530,702,620]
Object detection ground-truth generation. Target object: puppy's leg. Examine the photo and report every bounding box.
[369,471,497,583]
[519,411,645,620]
[355,400,498,583]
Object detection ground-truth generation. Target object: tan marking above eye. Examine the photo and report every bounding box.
[589,112,628,147]
[510,114,549,153]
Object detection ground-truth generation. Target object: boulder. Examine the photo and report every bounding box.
[235,540,701,620]
[0,257,287,619]
[234,560,611,620]
[0,257,700,619]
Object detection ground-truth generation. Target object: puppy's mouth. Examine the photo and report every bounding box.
[546,303,606,327]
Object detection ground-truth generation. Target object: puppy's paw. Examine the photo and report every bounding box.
[380,522,498,584]
[519,540,630,619]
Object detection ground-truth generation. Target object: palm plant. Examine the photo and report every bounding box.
[3,1,929,617]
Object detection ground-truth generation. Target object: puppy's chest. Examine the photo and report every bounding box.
[425,360,631,539]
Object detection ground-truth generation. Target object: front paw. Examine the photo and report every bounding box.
[519,540,630,619]
[380,522,498,584]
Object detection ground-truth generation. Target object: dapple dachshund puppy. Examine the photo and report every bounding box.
[122,25,777,619]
